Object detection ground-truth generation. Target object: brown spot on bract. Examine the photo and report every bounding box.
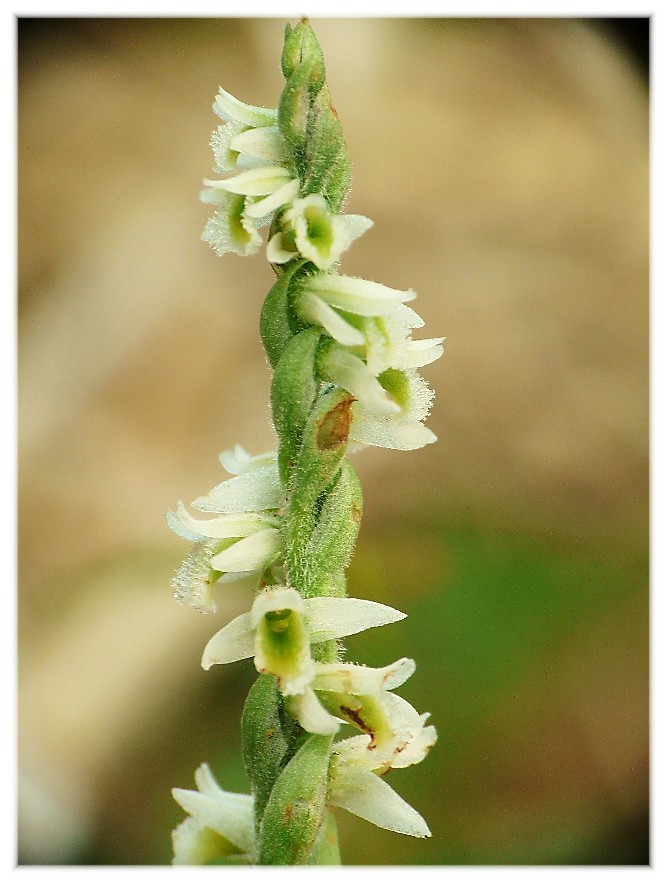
[316,397,354,451]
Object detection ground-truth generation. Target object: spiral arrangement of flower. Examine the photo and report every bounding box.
[168,20,443,865]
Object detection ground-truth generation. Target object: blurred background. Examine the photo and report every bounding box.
[17,17,649,866]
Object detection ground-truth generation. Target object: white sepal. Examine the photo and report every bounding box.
[328,762,430,838]
[304,596,407,642]
[402,337,445,369]
[319,345,401,417]
[203,166,292,197]
[213,87,277,127]
[298,291,365,347]
[168,502,278,541]
[218,446,277,475]
[201,613,254,670]
[266,231,299,264]
[171,764,255,864]
[192,465,283,514]
[305,273,416,317]
[229,124,285,162]
[202,593,407,671]
[286,688,341,736]
[208,528,280,573]
[311,657,415,695]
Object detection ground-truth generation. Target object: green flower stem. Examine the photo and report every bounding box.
[246,20,359,863]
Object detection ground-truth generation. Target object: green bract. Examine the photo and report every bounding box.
[169,18,443,865]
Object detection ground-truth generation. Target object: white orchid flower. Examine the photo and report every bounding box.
[318,344,402,417]
[268,194,373,270]
[201,190,263,257]
[167,448,285,612]
[201,87,299,260]
[172,763,255,864]
[202,585,424,742]
[349,366,437,451]
[202,585,406,673]
[323,686,437,838]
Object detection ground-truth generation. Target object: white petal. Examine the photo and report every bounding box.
[332,733,373,766]
[350,413,437,451]
[172,766,254,854]
[201,193,262,258]
[244,178,300,220]
[249,586,305,627]
[170,502,278,540]
[319,346,400,416]
[210,120,245,173]
[330,213,374,259]
[397,303,425,330]
[203,166,292,197]
[328,763,430,838]
[306,274,416,317]
[373,692,435,768]
[219,446,276,475]
[192,465,283,514]
[201,613,254,670]
[209,528,280,573]
[348,370,437,451]
[230,125,285,162]
[298,292,365,346]
[391,723,438,770]
[312,658,416,695]
[166,506,205,542]
[171,540,218,613]
[287,688,340,736]
[213,87,277,127]
[304,596,407,642]
[402,337,445,369]
[266,231,298,264]
[217,570,263,589]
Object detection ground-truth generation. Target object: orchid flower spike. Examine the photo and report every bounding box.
[170,19,442,865]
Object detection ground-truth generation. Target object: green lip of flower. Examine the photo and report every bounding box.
[200,586,407,671]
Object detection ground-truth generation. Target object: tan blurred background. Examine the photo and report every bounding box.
[18,17,648,865]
